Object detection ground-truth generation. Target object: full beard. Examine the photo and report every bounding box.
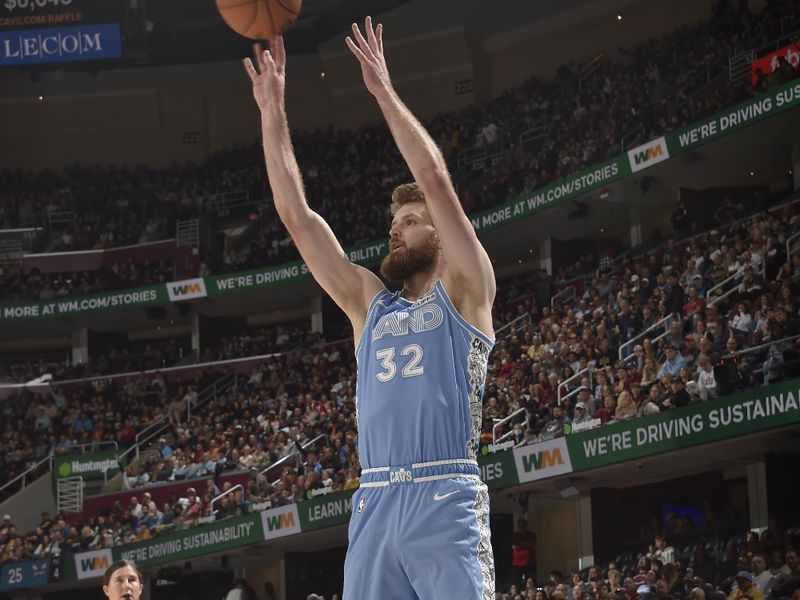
[380,233,439,282]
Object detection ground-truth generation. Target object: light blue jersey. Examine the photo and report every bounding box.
[344,280,495,600]
[355,279,493,468]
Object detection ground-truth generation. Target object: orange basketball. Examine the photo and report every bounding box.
[215,0,302,40]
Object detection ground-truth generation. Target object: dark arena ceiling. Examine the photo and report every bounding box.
[143,0,413,65]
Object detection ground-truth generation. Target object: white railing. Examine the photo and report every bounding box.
[557,367,593,405]
[210,484,243,517]
[119,373,238,467]
[722,333,800,360]
[618,312,681,362]
[707,258,765,308]
[494,313,531,340]
[260,434,329,483]
[56,476,84,514]
[62,441,118,455]
[492,407,528,445]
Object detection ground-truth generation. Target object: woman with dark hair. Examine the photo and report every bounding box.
[103,560,143,600]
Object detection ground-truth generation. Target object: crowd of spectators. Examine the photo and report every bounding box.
[198,322,316,363]
[1,0,798,304]
[485,200,800,444]
[2,0,800,573]
[0,370,216,499]
[2,190,800,546]
[498,520,800,600]
[0,336,190,384]
[0,260,174,303]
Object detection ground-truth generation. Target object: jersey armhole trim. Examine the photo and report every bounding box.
[354,287,390,358]
[435,280,495,347]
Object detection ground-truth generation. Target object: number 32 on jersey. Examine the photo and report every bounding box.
[375,344,424,382]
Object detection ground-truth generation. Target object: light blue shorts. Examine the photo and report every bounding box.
[343,462,494,599]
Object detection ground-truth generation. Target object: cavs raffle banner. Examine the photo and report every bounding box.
[114,513,263,568]
[0,0,124,65]
[54,450,121,481]
[566,378,800,471]
[0,557,62,591]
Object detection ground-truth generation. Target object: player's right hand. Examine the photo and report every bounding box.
[243,36,286,111]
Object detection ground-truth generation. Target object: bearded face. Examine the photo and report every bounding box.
[380,230,439,282]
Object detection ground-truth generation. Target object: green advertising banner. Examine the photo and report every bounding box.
[666,79,800,155]
[468,155,630,233]
[206,239,389,296]
[566,378,800,471]
[299,489,356,532]
[0,285,166,322]
[113,513,262,568]
[478,446,520,489]
[54,451,122,481]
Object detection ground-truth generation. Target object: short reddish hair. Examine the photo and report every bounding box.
[390,183,426,215]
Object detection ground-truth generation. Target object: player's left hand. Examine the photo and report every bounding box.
[346,16,393,99]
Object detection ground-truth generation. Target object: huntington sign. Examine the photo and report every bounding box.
[54,451,121,481]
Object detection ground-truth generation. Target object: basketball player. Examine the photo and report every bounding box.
[102,560,143,600]
[244,17,496,599]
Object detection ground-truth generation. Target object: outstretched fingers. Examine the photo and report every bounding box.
[345,35,367,62]
[365,16,380,55]
[243,57,258,81]
[252,43,266,73]
[269,35,286,73]
[376,22,383,55]
[350,21,373,59]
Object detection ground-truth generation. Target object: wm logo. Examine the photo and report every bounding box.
[265,512,295,531]
[632,144,664,165]
[170,282,202,295]
[80,555,109,572]
[521,448,564,473]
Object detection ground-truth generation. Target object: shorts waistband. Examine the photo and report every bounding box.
[359,459,480,487]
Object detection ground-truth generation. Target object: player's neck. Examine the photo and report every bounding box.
[401,266,441,302]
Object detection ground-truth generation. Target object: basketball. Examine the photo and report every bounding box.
[215,0,302,40]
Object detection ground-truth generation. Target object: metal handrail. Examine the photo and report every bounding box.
[518,125,550,149]
[707,258,765,308]
[787,230,800,261]
[618,312,681,361]
[56,441,118,455]
[260,434,330,483]
[210,484,243,516]
[578,52,605,91]
[494,313,531,340]
[493,407,528,444]
[0,452,53,499]
[557,367,593,405]
[551,285,576,309]
[119,372,238,465]
[721,333,800,360]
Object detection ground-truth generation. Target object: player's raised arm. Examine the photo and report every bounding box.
[346,18,495,334]
[244,37,382,338]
